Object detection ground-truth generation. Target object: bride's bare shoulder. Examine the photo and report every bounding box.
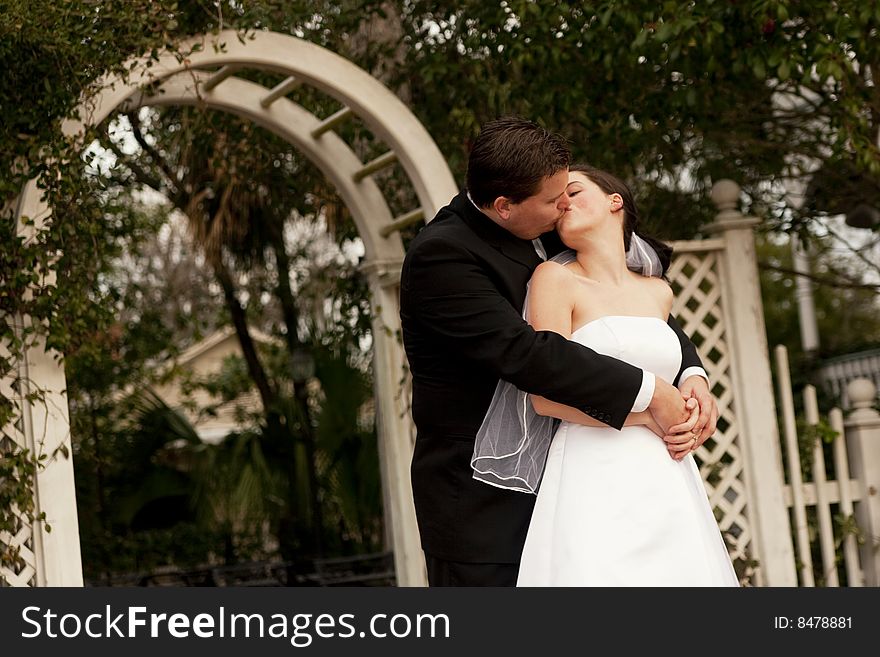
[531,260,574,283]
[529,261,577,300]
[641,274,674,313]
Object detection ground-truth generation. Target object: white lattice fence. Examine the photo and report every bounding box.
[1,339,39,587]
[0,498,39,587]
[659,180,799,586]
[668,243,755,579]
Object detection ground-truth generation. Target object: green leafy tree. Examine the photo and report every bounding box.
[394,1,880,245]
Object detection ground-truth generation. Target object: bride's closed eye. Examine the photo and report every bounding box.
[567,190,580,198]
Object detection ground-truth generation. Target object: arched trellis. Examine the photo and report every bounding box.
[8,30,457,587]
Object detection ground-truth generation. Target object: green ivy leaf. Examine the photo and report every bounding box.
[778,60,790,81]
[655,22,674,43]
[753,58,766,80]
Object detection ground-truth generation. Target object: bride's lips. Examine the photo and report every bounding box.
[551,210,570,229]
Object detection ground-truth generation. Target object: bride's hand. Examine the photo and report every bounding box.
[626,411,664,438]
[665,397,699,433]
[644,413,665,438]
[664,398,700,461]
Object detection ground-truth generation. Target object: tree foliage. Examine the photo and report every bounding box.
[395,1,880,240]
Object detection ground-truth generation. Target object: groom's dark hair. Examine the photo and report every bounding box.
[467,116,571,208]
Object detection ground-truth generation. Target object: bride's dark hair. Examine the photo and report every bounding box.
[569,163,672,272]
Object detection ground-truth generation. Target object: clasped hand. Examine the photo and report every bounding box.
[645,377,718,461]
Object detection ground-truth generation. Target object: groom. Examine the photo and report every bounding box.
[399,116,717,586]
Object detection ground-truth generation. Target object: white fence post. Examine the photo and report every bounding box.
[828,407,864,586]
[844,378,880,585]
[704,180,797,585]
[774,346,814,586]
[804,384,839,586]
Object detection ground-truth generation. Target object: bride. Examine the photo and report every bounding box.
[472,164,739,586]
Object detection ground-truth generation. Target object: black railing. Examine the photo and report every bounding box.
[85,552,396,587]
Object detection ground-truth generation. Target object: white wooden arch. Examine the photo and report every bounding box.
[9,30,457,587]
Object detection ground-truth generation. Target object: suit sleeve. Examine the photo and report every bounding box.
[667,315,705,386]
[401,236,643,429]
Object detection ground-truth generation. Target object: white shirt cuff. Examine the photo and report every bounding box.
[631,370,655,413]
[678,367,709,388]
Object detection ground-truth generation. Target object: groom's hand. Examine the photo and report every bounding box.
[679,375,718,449]
[647,379,693,434]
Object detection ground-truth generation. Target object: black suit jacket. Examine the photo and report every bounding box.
[399,191,703,563]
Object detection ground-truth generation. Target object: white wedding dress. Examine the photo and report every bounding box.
[517,315,739,586]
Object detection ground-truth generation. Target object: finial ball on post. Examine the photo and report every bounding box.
[848,378,877,409]
[711,179,741,213]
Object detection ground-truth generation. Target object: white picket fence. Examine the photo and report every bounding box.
[773,345,880,586]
